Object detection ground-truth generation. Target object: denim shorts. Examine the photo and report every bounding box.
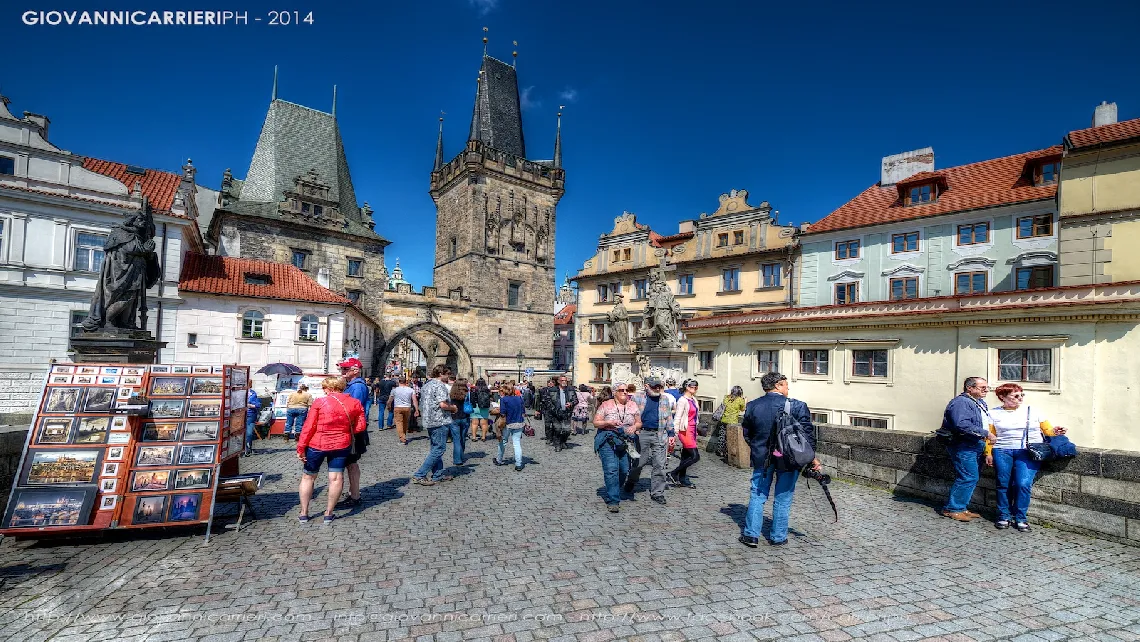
[303,447,351,474]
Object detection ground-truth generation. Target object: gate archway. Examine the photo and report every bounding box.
[378,321,474,379]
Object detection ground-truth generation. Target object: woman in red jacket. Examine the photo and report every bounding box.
[297,376,366,524]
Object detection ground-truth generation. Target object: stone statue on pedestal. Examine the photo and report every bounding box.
[640,271,682,349]
[606,293,630,353]
[82,207,161,333]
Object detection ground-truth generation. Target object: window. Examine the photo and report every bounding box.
[799,349,829,375]
[592,362,612,383]
[907,183,934,205]
[957,223,990,246]
[889,277,918,300]
[0,156,13,175]
[697,398,714,413]
[733,230,745,245]
[717,233,729,247]
[597,284,609,303]
[678,274,694,295]
[187,333,198,347]
[609,282,622,299]
[314,205,324,217]
[347,258,363,277]
[591,323,608,343]
[449,238,457,260]
[241,310,264,339]
[301,202,311,214]
[835,240,860,260]
[630,320,642,337]
[291,249,310,270]
[299,314,319,341]
[1016,265,1054,290]
[69,311,87,338]
[1038,161,1060,185]
[74,232,107,273]
[810,412,830,425]
[835,282,858,305]
[756,350,779,374]
[243,273,271,286]
[623,248,631,261]
[508,282,522,307]
[761,263,781,288]
[999,349,1051,383]
[721,268,740,292]
[613,250,621,262]
[954,271,987,295]
[852,350,887,377]
[698,350,714,371]
[850,416,888,429]
[634,279,647,299]
[1017,215,1053,239]
[891,232,919,253]
[346,290,362,305]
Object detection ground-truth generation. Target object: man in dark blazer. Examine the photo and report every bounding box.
[738,371,821,547]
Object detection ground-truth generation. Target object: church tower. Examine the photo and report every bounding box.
[429,51,565,371]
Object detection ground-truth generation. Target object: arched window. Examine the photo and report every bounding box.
[299,314,319,341]
[241,310,264,339]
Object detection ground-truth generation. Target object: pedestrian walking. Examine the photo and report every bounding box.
[376,374,398,430]
[739,372,821,547]
[387,377,418,445]
[296,376,367,525]
[448,377,470,466]
[469,378,493,441]
[411,365,458,486]
[593,385,641,513]
[937,377,996,522]
[663,378,680,402]
[669,379,702,489]
[712,386,746,461]
[539,376,574,451]
[337,358,371,507]
[493,383,527,471]
[243,388,261,457]
[985,383,1067,532]
[623,376,675,504]
[283,384,312,440]
[571,384,594,436]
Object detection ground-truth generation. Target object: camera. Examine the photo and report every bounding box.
[801,467,831,485]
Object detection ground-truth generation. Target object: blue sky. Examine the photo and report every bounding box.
[3,0,1138,290]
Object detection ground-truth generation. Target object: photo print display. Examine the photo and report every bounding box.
[130,469,170,492]
[99,376,120,386]
[76,366,99,375]
[229,368,247,387]
[121,376,142,386]
[43,387,82,414]
[136,445,175,466]
[123,367,145,376]
[82,388,116,413]
[173,468,211,490]
[101,462,119,477]
[149,399,185,419]
[171,365,191,375]
[186,399,221,418]
[106,446,124,461]
[168,493,202,521]
[192,366,212,374]
[74,375,96,385]
[36,417,74,444]
[22,449,102,485]
[142,422,180,442]
[74,416,111,444]
[100,477,117,493]
[107,432,131,444]
[3,486,97,529]
[49,374,73,385]
[150,365,171,374]
[132,495,167,525]
[177,444,216,465]
[99,495,118,510]
[51,365,75,374]
[150,377,188,396]
[110,416,128,431]
[189,377,223,396]
[100,367,121,376]
[181,421,219,441]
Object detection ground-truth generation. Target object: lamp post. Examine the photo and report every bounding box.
[516,349,525,384]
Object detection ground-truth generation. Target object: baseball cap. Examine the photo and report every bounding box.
[644,376,664,388]
[337,357,363,370]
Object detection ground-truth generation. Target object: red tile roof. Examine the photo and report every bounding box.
[82,158,183,214]
[1067,117,1140,151]
[805,146,1062,235]
[179,253,353,305]
[554,304,576,325]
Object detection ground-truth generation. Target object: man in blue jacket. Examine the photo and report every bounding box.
[338,358,370,508]
[243,387,261,457]
[738,372,820,547]
[939,377,996,522]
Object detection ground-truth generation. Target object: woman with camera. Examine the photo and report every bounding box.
[984,383,1066,532]
[593,385,641,513]
[668,379,702,488]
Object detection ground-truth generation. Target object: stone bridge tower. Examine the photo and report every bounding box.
[428,52,565,377]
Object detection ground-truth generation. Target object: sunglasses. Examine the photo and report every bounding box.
[1008,393,1025,399]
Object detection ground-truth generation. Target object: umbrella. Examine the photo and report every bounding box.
[256,363,303,376]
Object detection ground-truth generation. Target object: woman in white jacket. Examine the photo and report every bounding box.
[669,379,702,488]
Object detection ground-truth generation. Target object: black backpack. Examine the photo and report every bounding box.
[770,399,815,470]
[474,388,491,408]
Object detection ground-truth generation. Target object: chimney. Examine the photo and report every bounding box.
[23,111,50,140]
[1093,101,1118,127]
[881,147,934,186]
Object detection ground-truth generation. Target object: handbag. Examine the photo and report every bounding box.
[523,420,536,437]
[462,392,473,415]
[711,402,726,424]
[1023,406,1053,462]
[328,395,358,456]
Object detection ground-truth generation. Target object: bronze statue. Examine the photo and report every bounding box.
[640,271,682,349]
[81,208,161,332]
[606,293,630,352]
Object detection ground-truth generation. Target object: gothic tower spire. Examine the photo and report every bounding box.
[553,107,563,169]
[434,115,445,171]
[271,65,278,101]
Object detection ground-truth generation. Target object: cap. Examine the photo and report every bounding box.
[337,357,363,370]
[644,375,664,388]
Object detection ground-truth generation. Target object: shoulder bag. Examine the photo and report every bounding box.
[463,392,474,415]
[1024,406,1053,462]
[711,402,726,424]
[327,395,358,455]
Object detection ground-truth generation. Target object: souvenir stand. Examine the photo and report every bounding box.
[0,363,251,542]
[267,372,335,436]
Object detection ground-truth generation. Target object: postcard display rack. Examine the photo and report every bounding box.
[0,363,251,539]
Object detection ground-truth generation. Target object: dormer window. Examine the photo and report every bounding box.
[1037,161,1060,186]
[244,273,271,286]
[906,184,935,205]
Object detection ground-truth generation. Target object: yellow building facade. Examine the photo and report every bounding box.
[572,190,798,387]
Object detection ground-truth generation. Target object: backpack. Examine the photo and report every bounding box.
[474,388,492,408]
[771,399,815,470]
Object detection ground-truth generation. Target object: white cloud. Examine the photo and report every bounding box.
[558,87,578,103]
[468,0,498,15]
[520,86,541,110]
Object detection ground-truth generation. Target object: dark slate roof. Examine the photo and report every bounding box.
[469,56,526,159]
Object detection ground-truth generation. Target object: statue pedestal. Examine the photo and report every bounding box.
[638,348,693,385]
[70,329,167,364]
[606,351,637,386]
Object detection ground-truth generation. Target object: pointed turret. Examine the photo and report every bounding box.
[434,116,445,171]
[553,108,563,169]
[271,65,278,100]
[467,55,526,159]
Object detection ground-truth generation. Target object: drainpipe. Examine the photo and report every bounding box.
[154,222,169,363]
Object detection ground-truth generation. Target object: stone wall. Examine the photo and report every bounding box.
[816,423,1140,545]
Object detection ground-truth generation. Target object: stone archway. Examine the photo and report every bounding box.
[379,321,474,379]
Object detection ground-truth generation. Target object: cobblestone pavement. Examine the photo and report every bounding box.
[2,423,1139,642]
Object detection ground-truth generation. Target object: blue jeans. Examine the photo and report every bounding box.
[595,431,631,505]
[744,465,799,542]
[284,408,307,436]
[377,398,393,429]
[245,417,256,452]
[944,439,986,513]
[993,448,1041,522]
[498,426,524,466]
[449,420,467,465]
[413,425,449,481]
